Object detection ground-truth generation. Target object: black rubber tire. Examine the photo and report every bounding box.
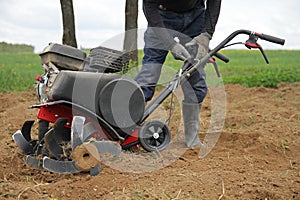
[138,120,171,152]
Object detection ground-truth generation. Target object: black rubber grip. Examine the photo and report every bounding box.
[214,52,230,63]
[257,33,285,45]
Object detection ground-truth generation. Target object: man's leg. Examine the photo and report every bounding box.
[135,27,169,101]
[181,67,208,147]
[177,3,206,148]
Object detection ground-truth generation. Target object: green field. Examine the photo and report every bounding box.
[0,50,300,93]
[216,50,300,87]
[0,53,43,92]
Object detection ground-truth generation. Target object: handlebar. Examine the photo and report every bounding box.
[182,29,285,79]
[210,30,284,63]
[255,32,285,45]
[214,51,230,63]
[208,29,285,62]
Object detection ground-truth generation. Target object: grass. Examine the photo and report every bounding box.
[0,53,43,92]
[216,50,300,87]
[159,50,300,88]
[0,49,300,93]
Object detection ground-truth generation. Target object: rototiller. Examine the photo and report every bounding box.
[12,30,285,176]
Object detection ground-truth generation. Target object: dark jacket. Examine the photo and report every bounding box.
[143,0,222,49]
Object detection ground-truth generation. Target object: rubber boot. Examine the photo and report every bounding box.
[182,101,202,148]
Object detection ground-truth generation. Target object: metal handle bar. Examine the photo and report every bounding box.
[183,29,285,78]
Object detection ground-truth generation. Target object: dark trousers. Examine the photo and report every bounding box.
[135,2,207,103]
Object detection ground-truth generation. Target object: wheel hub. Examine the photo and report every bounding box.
[138,119,171,152]
[153,132,159,139]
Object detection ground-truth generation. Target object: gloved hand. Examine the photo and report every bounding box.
[186,32,211,60]
[171,43,191,61]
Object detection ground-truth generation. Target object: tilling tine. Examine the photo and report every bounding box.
[44,118,70,160]
[12,130,34,154]
[42,156,81,174]
[26,155,43,169]
[44,129,63,160]
[21,120,35,142]
[71,116,86,150]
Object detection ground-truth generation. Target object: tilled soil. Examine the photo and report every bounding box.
[0,83,299,200]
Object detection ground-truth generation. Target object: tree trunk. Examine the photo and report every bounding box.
[60,0,77,48]
[124,0,138,70]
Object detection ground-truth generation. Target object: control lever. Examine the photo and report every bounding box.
[245,34,269,64]
[209,58,221,77]
[258,45,269,64]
